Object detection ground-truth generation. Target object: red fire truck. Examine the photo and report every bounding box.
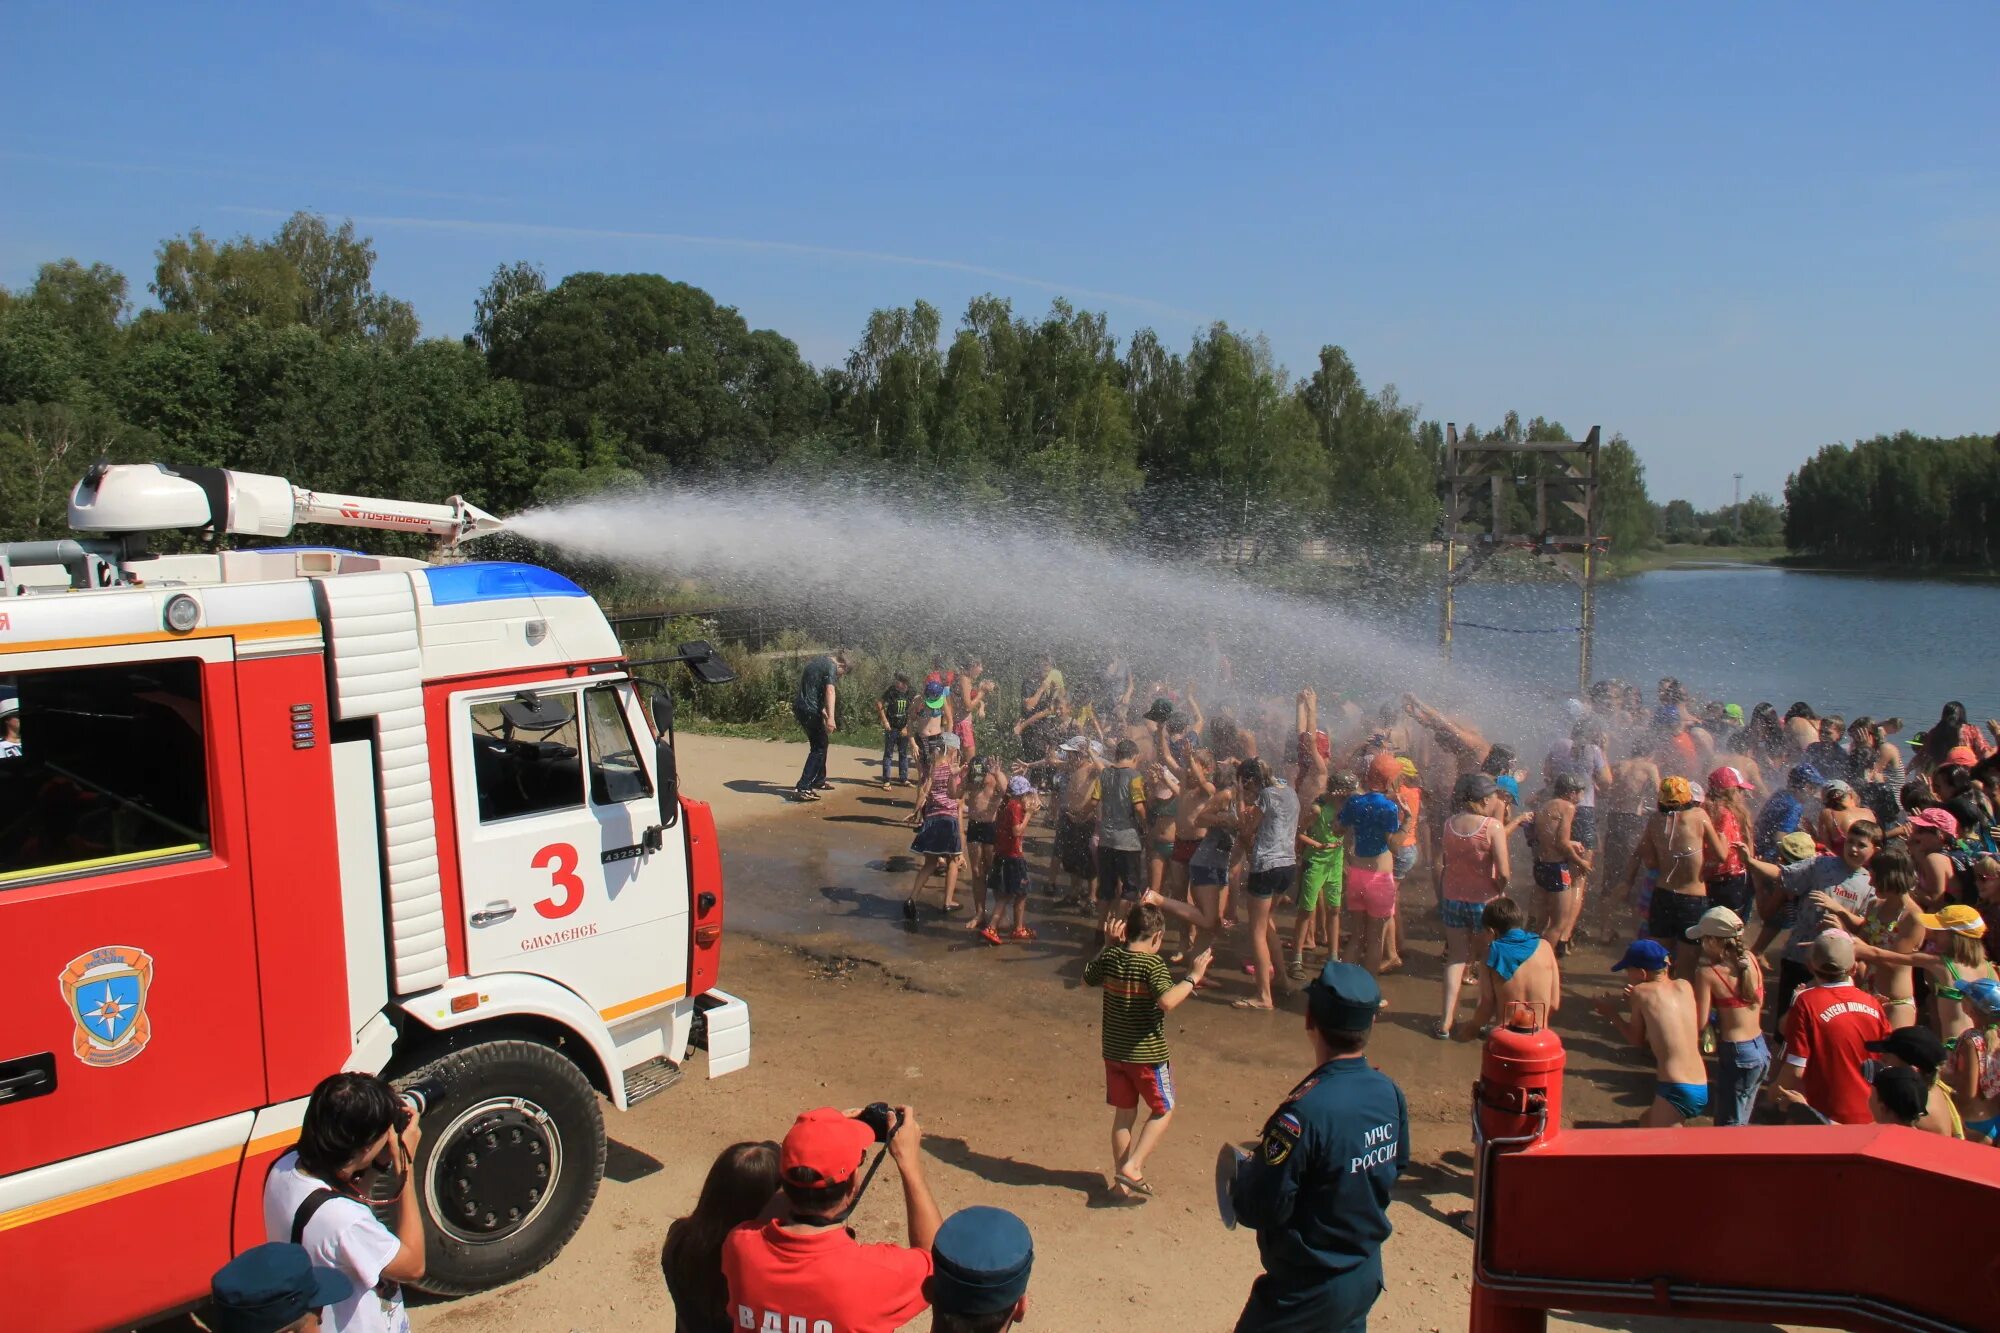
[0,463,751,1329]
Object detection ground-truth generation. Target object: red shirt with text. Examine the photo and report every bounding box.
[721,1220,930,1333]
[1782,981,1888,1124]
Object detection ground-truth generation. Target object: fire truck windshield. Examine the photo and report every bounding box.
[0,660,211,885]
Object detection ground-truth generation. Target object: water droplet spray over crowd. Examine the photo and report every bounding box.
[507,480,1564,741]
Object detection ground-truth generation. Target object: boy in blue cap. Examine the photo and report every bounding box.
[1592,938,1709,1125]
[1230,961,1408,1331]
[207,1243,354,1333]
[925,1206,1033,1331]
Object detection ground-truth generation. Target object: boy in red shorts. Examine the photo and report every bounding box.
[982,776,1040,944]
[1083,902,1211,1201]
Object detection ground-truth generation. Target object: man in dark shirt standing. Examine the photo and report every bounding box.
[1230,962,1408,1332]
[792,650,850,801]
[878,672,914,786]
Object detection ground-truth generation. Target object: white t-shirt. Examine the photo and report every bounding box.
[263,1151,411,1333]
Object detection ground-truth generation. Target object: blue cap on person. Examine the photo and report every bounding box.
[208,1243,353,1333]
[1612,939,1671,973]
[1494,774,1521,804]
[926,1206,1033,1315]
[1788,763,1825,789]
[1307,960,1381,1032]
[1007,775,1033,797]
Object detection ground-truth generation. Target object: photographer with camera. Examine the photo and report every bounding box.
[262,1072,426,1333]
[723,1103,942,1333]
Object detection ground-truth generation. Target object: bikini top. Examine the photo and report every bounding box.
[1706,961,1758,1010]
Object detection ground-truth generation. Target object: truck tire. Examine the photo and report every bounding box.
[397,1039,606,1296]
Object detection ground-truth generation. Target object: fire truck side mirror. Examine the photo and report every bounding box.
[655,734,680,828]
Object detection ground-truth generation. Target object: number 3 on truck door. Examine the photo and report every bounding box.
[532,843,584,918]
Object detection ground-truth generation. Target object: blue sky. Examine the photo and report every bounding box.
[4,2,1994,506]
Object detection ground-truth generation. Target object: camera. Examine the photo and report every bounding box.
[393,1078,447,1130]
[856,1102,905,1143]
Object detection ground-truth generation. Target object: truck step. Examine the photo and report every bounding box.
[621,1054,683,1106]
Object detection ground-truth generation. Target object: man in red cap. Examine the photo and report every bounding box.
[722,1105,941,1332]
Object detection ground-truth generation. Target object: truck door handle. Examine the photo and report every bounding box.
[471,901,517,927]
[0,1053,56,1106]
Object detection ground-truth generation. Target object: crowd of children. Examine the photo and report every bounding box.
[870,654,2000,1136]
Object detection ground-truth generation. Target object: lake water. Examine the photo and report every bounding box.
[1425,564,2000,726]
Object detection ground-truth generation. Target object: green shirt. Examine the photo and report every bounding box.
[1083,945,1174,1063]
[794,655,837,718]
[1305,802,1345,867]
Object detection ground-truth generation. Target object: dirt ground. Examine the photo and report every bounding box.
[418,734,1797,1333]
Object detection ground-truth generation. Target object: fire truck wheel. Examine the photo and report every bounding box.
[401,1039,607,1295]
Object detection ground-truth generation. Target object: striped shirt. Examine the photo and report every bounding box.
[1083,946,1174,1063]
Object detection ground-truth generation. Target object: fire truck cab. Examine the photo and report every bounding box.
[0,464,750,1329]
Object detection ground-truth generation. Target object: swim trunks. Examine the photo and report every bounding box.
[1346,866,1397,920]
[1105,1059,1176,1114]
[1648,888,1708,943]
[1301,858,1344,913]
[1245,865,1293,900]
[965,820,996,846]
[1570,806,1598,848]
[1096,847,1143,901]
[1056,816,1096,878]
[1439,897,1487,931]
[992,855,1028,897]
[1704,872,1753,916]
[1964,1114,2000,1143]
[1658,1081,1710,1120]
[1532,860,1572,893]
[1172,837,1202,865]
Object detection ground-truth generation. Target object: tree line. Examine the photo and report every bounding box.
[1783,431,2000,568]
[0,210,1666,566]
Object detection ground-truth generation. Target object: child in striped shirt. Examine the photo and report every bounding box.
[1083,902,1211,1201]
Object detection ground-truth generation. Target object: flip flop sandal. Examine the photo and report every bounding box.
[902,900,918,922]
[1230,999,1275,1011]
[980,927,1004,946]
[1115,1172,1156,1197]
[1009,928,1038,941]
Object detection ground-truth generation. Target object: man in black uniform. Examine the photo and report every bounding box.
[1230,961,1408,1332]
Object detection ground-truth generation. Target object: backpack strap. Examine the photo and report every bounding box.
[291,1187,342,1246]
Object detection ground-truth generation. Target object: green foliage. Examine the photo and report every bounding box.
[1785,432,2000,566]
[151,212,417,348]
[471,261,546,353]
[485,272,826,476]
[1597,433,1656,553]
[6,208,1689,574]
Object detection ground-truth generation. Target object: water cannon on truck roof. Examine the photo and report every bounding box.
[0,462,749,1328]
[4,462,505,595]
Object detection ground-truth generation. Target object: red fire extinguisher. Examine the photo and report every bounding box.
[1473,1002,1564,1148]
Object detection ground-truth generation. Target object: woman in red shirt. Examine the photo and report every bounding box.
[1702,766,1755,918]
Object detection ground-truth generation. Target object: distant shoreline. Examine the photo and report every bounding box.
[1611,545,2000,583]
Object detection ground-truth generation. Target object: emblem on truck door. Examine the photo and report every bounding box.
[58,946,156,1067]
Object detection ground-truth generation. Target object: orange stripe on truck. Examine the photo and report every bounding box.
[599,985,687,1022]
[0,1128,295,1235]
[0,617,322,657]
